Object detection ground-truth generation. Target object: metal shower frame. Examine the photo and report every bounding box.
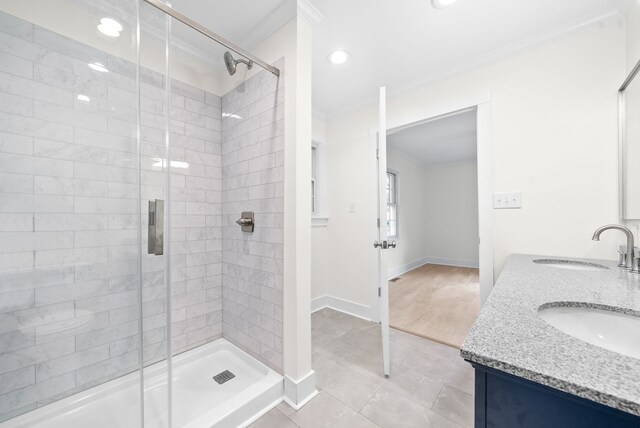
[142,0,281,77]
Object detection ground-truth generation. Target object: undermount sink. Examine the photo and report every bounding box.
[533,259,609,271]
[538,304,640,359]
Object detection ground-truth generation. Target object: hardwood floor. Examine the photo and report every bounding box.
[389,264,480,348]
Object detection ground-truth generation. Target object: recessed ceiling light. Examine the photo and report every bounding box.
[97,18,123,37]
[88,62,108,73]
[328,50,350,65]
[432,0,458,8]
[77,94,90,102]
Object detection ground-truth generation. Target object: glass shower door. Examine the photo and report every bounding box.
[138,1,172,427]
[134,2,228,426]
[165,15,225,428]
[0,0,143,425]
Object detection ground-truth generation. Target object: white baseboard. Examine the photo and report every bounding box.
[283,371,318,410]
[426,257,480,269]
[311,259,478,323]
[388,257,429,279]
[388,257,479,279]
[311,295,372,321]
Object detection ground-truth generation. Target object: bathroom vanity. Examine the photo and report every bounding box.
[461,255,640,427]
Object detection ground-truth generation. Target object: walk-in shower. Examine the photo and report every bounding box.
[0,0,286,426]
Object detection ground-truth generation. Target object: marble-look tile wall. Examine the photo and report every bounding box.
[221,62,285,373]
[0,12,222,421]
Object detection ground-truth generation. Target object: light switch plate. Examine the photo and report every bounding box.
[494,191,522,209]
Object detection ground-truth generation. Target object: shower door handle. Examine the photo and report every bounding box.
[148,199,164,255]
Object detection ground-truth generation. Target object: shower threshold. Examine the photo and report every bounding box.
[2,339,283,428]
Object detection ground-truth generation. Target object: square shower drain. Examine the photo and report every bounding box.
[213,370,235,384]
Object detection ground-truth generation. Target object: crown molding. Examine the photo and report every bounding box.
[321,8,625,119]
[297,0,324,26]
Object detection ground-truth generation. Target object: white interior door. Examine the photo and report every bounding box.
[375,87,392,376]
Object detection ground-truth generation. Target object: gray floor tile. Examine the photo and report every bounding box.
[342,344,407,380]
[383,368,444,409]
[253,308,474,428]
[313,331,369,361]
[332,410,380,428]
[412,376,447,408]
[389,329,437,354]
[312,310,373,338]
[361,386,462,428]
[249,406,298,428]
[432,385,474,427]
[318,363,382,411]
[289,391,352,428]
[337,327,383,353]
[276,401,296,417]
[403,351,474,394]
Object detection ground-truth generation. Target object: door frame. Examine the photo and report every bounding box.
[370,93,494,322]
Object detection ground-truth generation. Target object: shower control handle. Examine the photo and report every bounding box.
[236,212,255,233]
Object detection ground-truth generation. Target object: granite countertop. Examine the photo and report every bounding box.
[460,254,640,416]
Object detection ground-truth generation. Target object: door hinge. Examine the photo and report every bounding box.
[377,218,380,228]
[376,148,379,159]
[378,287,381,297]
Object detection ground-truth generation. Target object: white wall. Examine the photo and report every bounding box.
[314,19,626,313]
[310,113,328,301]
[386,149,479,276]
[248,16,314,404]
[386,149,430,273]
[422,161,479,267]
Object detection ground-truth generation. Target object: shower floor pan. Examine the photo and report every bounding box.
[2,339,283,428]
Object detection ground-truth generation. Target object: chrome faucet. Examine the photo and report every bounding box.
[592,224,636,271]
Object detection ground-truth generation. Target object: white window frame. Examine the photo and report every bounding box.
[311,140,326,223]
[386,169,399,239]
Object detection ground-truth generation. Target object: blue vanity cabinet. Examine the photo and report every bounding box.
[471,363,640,428]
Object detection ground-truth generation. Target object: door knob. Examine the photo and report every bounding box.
[388,241,396,248]
[373,241,382,249]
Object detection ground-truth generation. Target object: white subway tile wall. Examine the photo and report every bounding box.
[221,63,285,373]
[0,11,226,421]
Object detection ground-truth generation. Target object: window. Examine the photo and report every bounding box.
[387,171,398,237]
[311,145,317,214]
[311,142,321,216]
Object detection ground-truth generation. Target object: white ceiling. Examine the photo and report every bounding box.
[79,0,295,70]
[388,109,477,166]
[310,0,630,115]
[170,0,295,54]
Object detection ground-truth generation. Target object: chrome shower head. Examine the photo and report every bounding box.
[223,51,253,76]
[223,51,236,75]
